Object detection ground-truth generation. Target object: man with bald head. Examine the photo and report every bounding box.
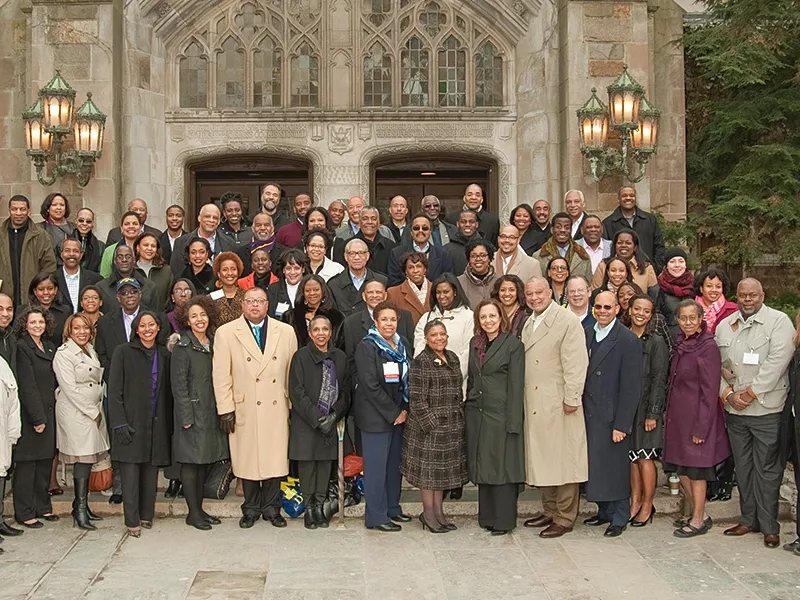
[276,193,314,248]
[444,183,499,246]
[105,198,162,245]
[528,200,552,254]
[520,277,588,538]
[335,196,393,242]
[715,278,795,548]
[170,202,237,276]
[327,238,388,316]
[237,212,281,275]
[581,290,642,538]
[496,225,542,284]
[386,195,409,242]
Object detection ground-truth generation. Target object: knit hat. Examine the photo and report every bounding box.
[663,247,688,264]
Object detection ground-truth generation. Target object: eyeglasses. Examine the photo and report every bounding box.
[677,315,700,323]
[117,289,141,297]
[307,244,326,250]
[498,234,519,241]
[243,298,267,306]
[346,250,369,257]
[76,218,93,224]
[470,253,489,259]
[593,304,614,311]
[567,288,588,295]
[549,265,569,272]
[412,225,430,232]
[173,289,193,296]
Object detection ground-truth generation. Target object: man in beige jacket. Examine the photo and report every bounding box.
[495,225,542,285]
[214,286,298,529]
[520,277,589,538]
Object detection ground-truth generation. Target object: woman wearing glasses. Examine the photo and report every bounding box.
[546,257,570,307]
[72,208,105,273]
[663,300,730,538]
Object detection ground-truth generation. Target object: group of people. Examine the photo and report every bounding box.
[0,183,799,555]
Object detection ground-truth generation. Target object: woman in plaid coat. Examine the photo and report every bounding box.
[401,319,467,534]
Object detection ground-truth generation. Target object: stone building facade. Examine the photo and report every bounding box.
[0,0,687,235]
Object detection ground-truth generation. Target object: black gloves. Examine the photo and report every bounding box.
[113,424,135,445]
[317,414,337,435]
[220,412,236,434]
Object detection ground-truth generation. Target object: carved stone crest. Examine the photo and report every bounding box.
[310,123,324,141]
[357,123,372,141]
[328,124,354,155]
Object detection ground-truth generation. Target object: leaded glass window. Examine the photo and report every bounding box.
[475,41,503,107]
[364,42,392,107]
[253,36,282,107]
[364,0,391,27]
[401,37,429,107]
[437,36,465,107]
[291,43,319,107]
[179,42,208,108]
[216,37,245,108]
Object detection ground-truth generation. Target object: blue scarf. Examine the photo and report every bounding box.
[364,326,410,404]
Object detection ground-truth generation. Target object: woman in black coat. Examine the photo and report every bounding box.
[74,207,105,273]
[27,272,71,349]
[465,299,525,536]
[267,249,308,319]
[282,274,345,347]
[401,319,467,533]
[627,294,669,527]
[171,296,228,531]
[289,314,350,530]
[12,307,59,527]
[180,238,216,295]
[353,301,412,532]
[108,311,172,537]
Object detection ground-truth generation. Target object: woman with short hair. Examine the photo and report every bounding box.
[211,252,245,325]
[268,249,309,319]
[282,275,344,347]
[40,192,74,250]
[304,229,344,282]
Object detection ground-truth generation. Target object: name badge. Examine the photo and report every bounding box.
[382,362,400,383]
[209,289,224,301]
[743,352,760,365]
[275,302,290,317]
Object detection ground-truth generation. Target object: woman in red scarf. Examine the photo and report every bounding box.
[693,267,738,334]
[657,248,695,329]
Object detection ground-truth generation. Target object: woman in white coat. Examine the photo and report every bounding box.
[415,274,474,384]
[53,313,110,531]
[0,354,20,553]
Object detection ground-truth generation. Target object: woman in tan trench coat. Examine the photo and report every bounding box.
[213,286,298,528]
[520,277,589,537]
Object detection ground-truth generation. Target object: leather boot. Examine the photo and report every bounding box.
[72,477,96,531]
[313,497,329,528]
[182,474,211,531]
[304,500,318,530]
[86,505,103,521]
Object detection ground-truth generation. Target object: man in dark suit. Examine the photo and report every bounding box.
[236,212,284,276]
[328,239,388,316]
[160,204,186,265]
[444,183,499,246]
[105,198,161,245]
[97,245,160,312]
[334,207,395,275]
[387,214,453,286]
[581,290,643,537]
[56,238,102,313]
[443,210,482,276]
[565,190,587,241]
[170,203,236,277]
[386,195,409,243]
[602,186,666,272]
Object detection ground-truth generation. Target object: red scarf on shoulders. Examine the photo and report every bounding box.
[657,269,694,298]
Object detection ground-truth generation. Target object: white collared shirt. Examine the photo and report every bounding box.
[63,268,80,313]
[593,318,616,343]
[286,282,299,306]
[571,215,584,240]
[122,307,140,342]
[501,253,512,274]
[530,300,555,332]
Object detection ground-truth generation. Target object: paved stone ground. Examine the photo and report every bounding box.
[2,514,800,600]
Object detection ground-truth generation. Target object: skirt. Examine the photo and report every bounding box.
[629,448,660,462]
[400,420,468,490]
[675,464,717,482]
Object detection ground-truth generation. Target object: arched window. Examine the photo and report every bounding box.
[253,35,282,107]
[475,41,503,107]
[291,43,319,107]
[216,37,245,108]
[401,37,429,107]
[179,42,208,108]
[437,36,466,107]
[364,42,392,107]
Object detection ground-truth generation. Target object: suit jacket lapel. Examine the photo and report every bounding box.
[483,332,507,367]
[523,304,557,348]
[587,320,619,371]
[234,316,264,362]
[113,312,128,346]
[260,318,280,372]
[401,280,425,315]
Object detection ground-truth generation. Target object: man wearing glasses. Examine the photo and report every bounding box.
[495,225,542,284]
[581,291,643,538]
[214,286,298,529]
[418,195,456,247]
[328,239,388,316]
[386,214,453,286]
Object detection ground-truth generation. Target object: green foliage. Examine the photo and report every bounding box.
[682,0,800,268]
[765,293,800,321]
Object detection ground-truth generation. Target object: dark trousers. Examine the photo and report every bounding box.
[298,460,332,506]
[119,462,159,528]
[180,463,208,520]
[241,477,281,518]
[596,498,630,527]
[361,426,404,527]
[477,483,518,532]
[13,458,52,522]
[726,412,782,535]
[164,463,181,481]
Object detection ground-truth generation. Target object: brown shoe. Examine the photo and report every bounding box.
[724,524,757,536]
[539,523,573,539]
[764,534,780,549]
[523,513,553,528]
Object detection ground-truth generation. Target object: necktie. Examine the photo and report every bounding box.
[252,324,263,351]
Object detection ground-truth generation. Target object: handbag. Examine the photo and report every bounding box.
[88,458,113,492]
[203,459,234,500]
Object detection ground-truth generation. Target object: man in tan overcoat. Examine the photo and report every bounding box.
[214,286,298,529]
[520,277,589,538]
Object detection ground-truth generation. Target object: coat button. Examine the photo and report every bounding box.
[247,357,251,362]
[89,384,92,387]
[272,379,276,383]
[88,367,91,371]
[535,360,539,365]
[272,356,277,360]
[534,386,538,390]
[256,378,260,383]
[273,400,277,405]
[257,401,261,406]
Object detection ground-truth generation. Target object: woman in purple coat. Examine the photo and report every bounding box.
[664,299,731,538]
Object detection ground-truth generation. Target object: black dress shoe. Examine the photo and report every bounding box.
[265,514,287,528]
[490,529,509,536]
[604,525,625,537]
[390,513,412,523]
[40,514,60,522]
[18,520,43,529]
[108,494,123,504]
[783,538,800,552]
[185,516,212,531]
[239,515,258,529]
[202,514,221,525]
[583,515,611,526]
[304,510,317,530]
[367,522,401,532]
[164,480,181,498]
[0,521,23,536]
